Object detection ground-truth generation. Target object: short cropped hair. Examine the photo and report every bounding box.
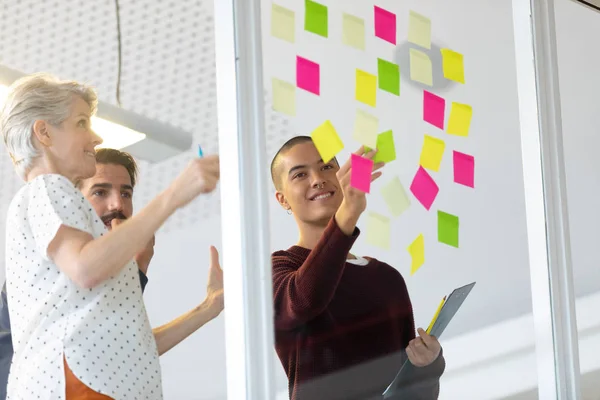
[270,135,338,190]
[0,73,98,180]
[95,148,139,188]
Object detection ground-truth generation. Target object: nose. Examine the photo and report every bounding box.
[108,192,124,212]
[91,129,103,147]
[311,172,326,189]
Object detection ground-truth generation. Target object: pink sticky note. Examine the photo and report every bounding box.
[423,91,445,130]
[351,154,374,193]
[410,166,439,210]
[296,56,320,95]
[453,151,475,188]
[374,6,396,44]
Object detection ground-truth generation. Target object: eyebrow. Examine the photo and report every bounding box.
[88,183,134,192]
[287,159,325,176]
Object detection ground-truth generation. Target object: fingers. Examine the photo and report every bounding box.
[370,171,383,182]
[110,218,123,229]
[352,146,366,155]
[372,161,385,172]
[417,328,441,351]
[209,245,222,270]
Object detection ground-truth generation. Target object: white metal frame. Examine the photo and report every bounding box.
[214,0,276,399]
[213,0,582,398]
[513,0,581,398]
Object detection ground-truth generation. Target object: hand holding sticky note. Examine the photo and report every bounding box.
[350,154,374,193]
[311,120,344,163]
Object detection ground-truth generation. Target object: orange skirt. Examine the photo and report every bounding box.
[64,357,113,400]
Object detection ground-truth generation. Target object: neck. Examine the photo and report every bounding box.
[296,218,328,250]
[25,159,77,184]
[295,218,357,260]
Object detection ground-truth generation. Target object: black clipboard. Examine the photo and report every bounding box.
[382,282,476,398]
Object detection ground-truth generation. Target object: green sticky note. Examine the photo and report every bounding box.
[367,130,396,163]
[342,13,365,50]
[272,78,296,116]
[366,212,391,249]
[381,176,410,217]
[409,48,433,86]
[353,109,379,148]
[378,58,400,96]
[305,0,328,37]
[438,211,459,248]
[271,4,295,43]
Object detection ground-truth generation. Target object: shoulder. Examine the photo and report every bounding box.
[365,257,406,278]
[271,249,303,269]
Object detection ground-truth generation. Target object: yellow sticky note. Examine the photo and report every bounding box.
[271,4,295,43]
[311,120,344,163]
[447,102,473,136]
[409,48,432,86]
[408,11,431,49]
[408,234,425,275]
[272,78,296,116]
[356,69,377,107]
[441,48,465,84]
[343,13,365,50]
[353,110,378,148]
[381,176,410,217]
[420,135,445,172]
[366,212,391,250]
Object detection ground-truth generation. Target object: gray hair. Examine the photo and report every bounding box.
[0,73,98,180]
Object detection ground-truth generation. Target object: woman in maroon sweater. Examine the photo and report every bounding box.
[270,136,445,400]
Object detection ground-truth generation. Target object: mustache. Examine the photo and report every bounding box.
[101,211,127,224]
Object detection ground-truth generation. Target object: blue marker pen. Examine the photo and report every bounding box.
[198,145,204,158]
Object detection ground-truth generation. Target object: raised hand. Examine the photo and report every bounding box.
[334,146,385,234]
[166,155,220,210]
[205,245,224,316]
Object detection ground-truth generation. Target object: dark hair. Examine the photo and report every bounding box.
[95,148,138,187]
[270,135,338,190]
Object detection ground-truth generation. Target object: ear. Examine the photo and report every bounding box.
[275,190,290,211]
[32,120,52,148]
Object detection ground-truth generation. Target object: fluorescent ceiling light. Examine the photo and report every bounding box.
[0,83,146,150]
[0,65,192,162]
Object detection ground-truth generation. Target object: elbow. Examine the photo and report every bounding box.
[70,264,102,289]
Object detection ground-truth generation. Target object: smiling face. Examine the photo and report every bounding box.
[78,163,134,229]
[34,95,103,182]
[275,141,343,226]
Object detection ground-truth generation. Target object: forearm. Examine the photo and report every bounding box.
[274,217,358,330]
[153,299,221,356]
[77,190,174,286]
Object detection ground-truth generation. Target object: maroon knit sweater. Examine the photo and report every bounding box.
[272,217,445,400]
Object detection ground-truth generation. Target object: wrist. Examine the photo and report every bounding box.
[335,203,360,236]
[198,294,223,318]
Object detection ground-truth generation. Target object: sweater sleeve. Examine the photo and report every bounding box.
[272,217,359,331]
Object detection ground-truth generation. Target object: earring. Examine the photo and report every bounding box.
[286,208,292,215]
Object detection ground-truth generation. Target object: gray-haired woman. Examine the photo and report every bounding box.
[0,73,219,400]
